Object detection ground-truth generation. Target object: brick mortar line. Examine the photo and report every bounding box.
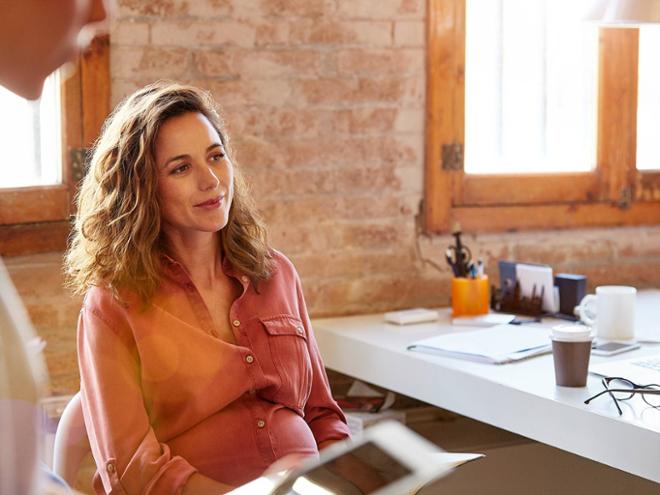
[111,43,424,53]
[116,16,426,22]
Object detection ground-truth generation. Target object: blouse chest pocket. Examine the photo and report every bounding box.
[260,315,313,412]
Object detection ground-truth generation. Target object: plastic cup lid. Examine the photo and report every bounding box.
[551,324,593,342]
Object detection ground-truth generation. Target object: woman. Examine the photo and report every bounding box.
[65,81,350,495]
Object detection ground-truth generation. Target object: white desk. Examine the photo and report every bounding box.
[312,291,660,484]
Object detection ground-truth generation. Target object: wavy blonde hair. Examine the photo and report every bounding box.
[65,81,273,302]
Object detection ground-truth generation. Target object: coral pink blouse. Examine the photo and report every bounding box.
[77,250,350,494]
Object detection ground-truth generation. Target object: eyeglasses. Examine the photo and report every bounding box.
[584,376,660,415]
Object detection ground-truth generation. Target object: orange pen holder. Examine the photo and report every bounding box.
[451,276,490,317]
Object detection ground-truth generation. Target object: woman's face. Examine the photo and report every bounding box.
[155,112,234,243]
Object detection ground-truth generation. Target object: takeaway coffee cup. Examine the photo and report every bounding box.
[575,286,636,341]
[551,325,593,387]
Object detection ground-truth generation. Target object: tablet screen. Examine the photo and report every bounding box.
[284,441,412,495]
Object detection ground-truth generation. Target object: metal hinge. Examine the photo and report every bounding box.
[618,185,633,210]
[441,142,464,171]
[70,147,90,183]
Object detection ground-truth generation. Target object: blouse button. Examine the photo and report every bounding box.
[106,462,115,473]
[245,355,254,364]
[296,326,304,335]
[232,320,241,327]
[257,419,266,429]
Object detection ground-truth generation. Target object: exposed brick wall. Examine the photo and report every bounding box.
[109,0,430,318]
[5,253,83,395]
[5,0,660,395]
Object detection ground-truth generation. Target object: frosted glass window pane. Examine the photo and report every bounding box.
[0,72,62,188]
[637,26,660,171]
[465,0,598,175]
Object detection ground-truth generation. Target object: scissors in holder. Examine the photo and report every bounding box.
[446,227,472,277]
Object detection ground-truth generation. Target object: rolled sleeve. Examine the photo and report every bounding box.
[305,410,352,445]
[122,430,197,494]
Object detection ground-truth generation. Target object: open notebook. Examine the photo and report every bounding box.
[407,324,552,364]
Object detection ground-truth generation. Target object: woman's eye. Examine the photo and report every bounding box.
[171,163,190,175]
[210,152,225,162]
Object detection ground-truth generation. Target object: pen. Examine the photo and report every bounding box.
[477,258,484,278]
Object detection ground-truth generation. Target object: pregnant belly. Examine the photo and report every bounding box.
[166,398,318,487]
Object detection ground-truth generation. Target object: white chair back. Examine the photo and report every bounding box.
[52,392,92,490]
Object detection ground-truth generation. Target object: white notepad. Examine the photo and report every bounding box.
[384,308,440,325]
[407,324,552,364]
[516,263,558,313]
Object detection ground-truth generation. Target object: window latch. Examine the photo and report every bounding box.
[441,142,464,171]
[70,147,90,183]
[617,186,633,210]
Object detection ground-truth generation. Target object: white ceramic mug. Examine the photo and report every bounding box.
[575,286,636,341]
